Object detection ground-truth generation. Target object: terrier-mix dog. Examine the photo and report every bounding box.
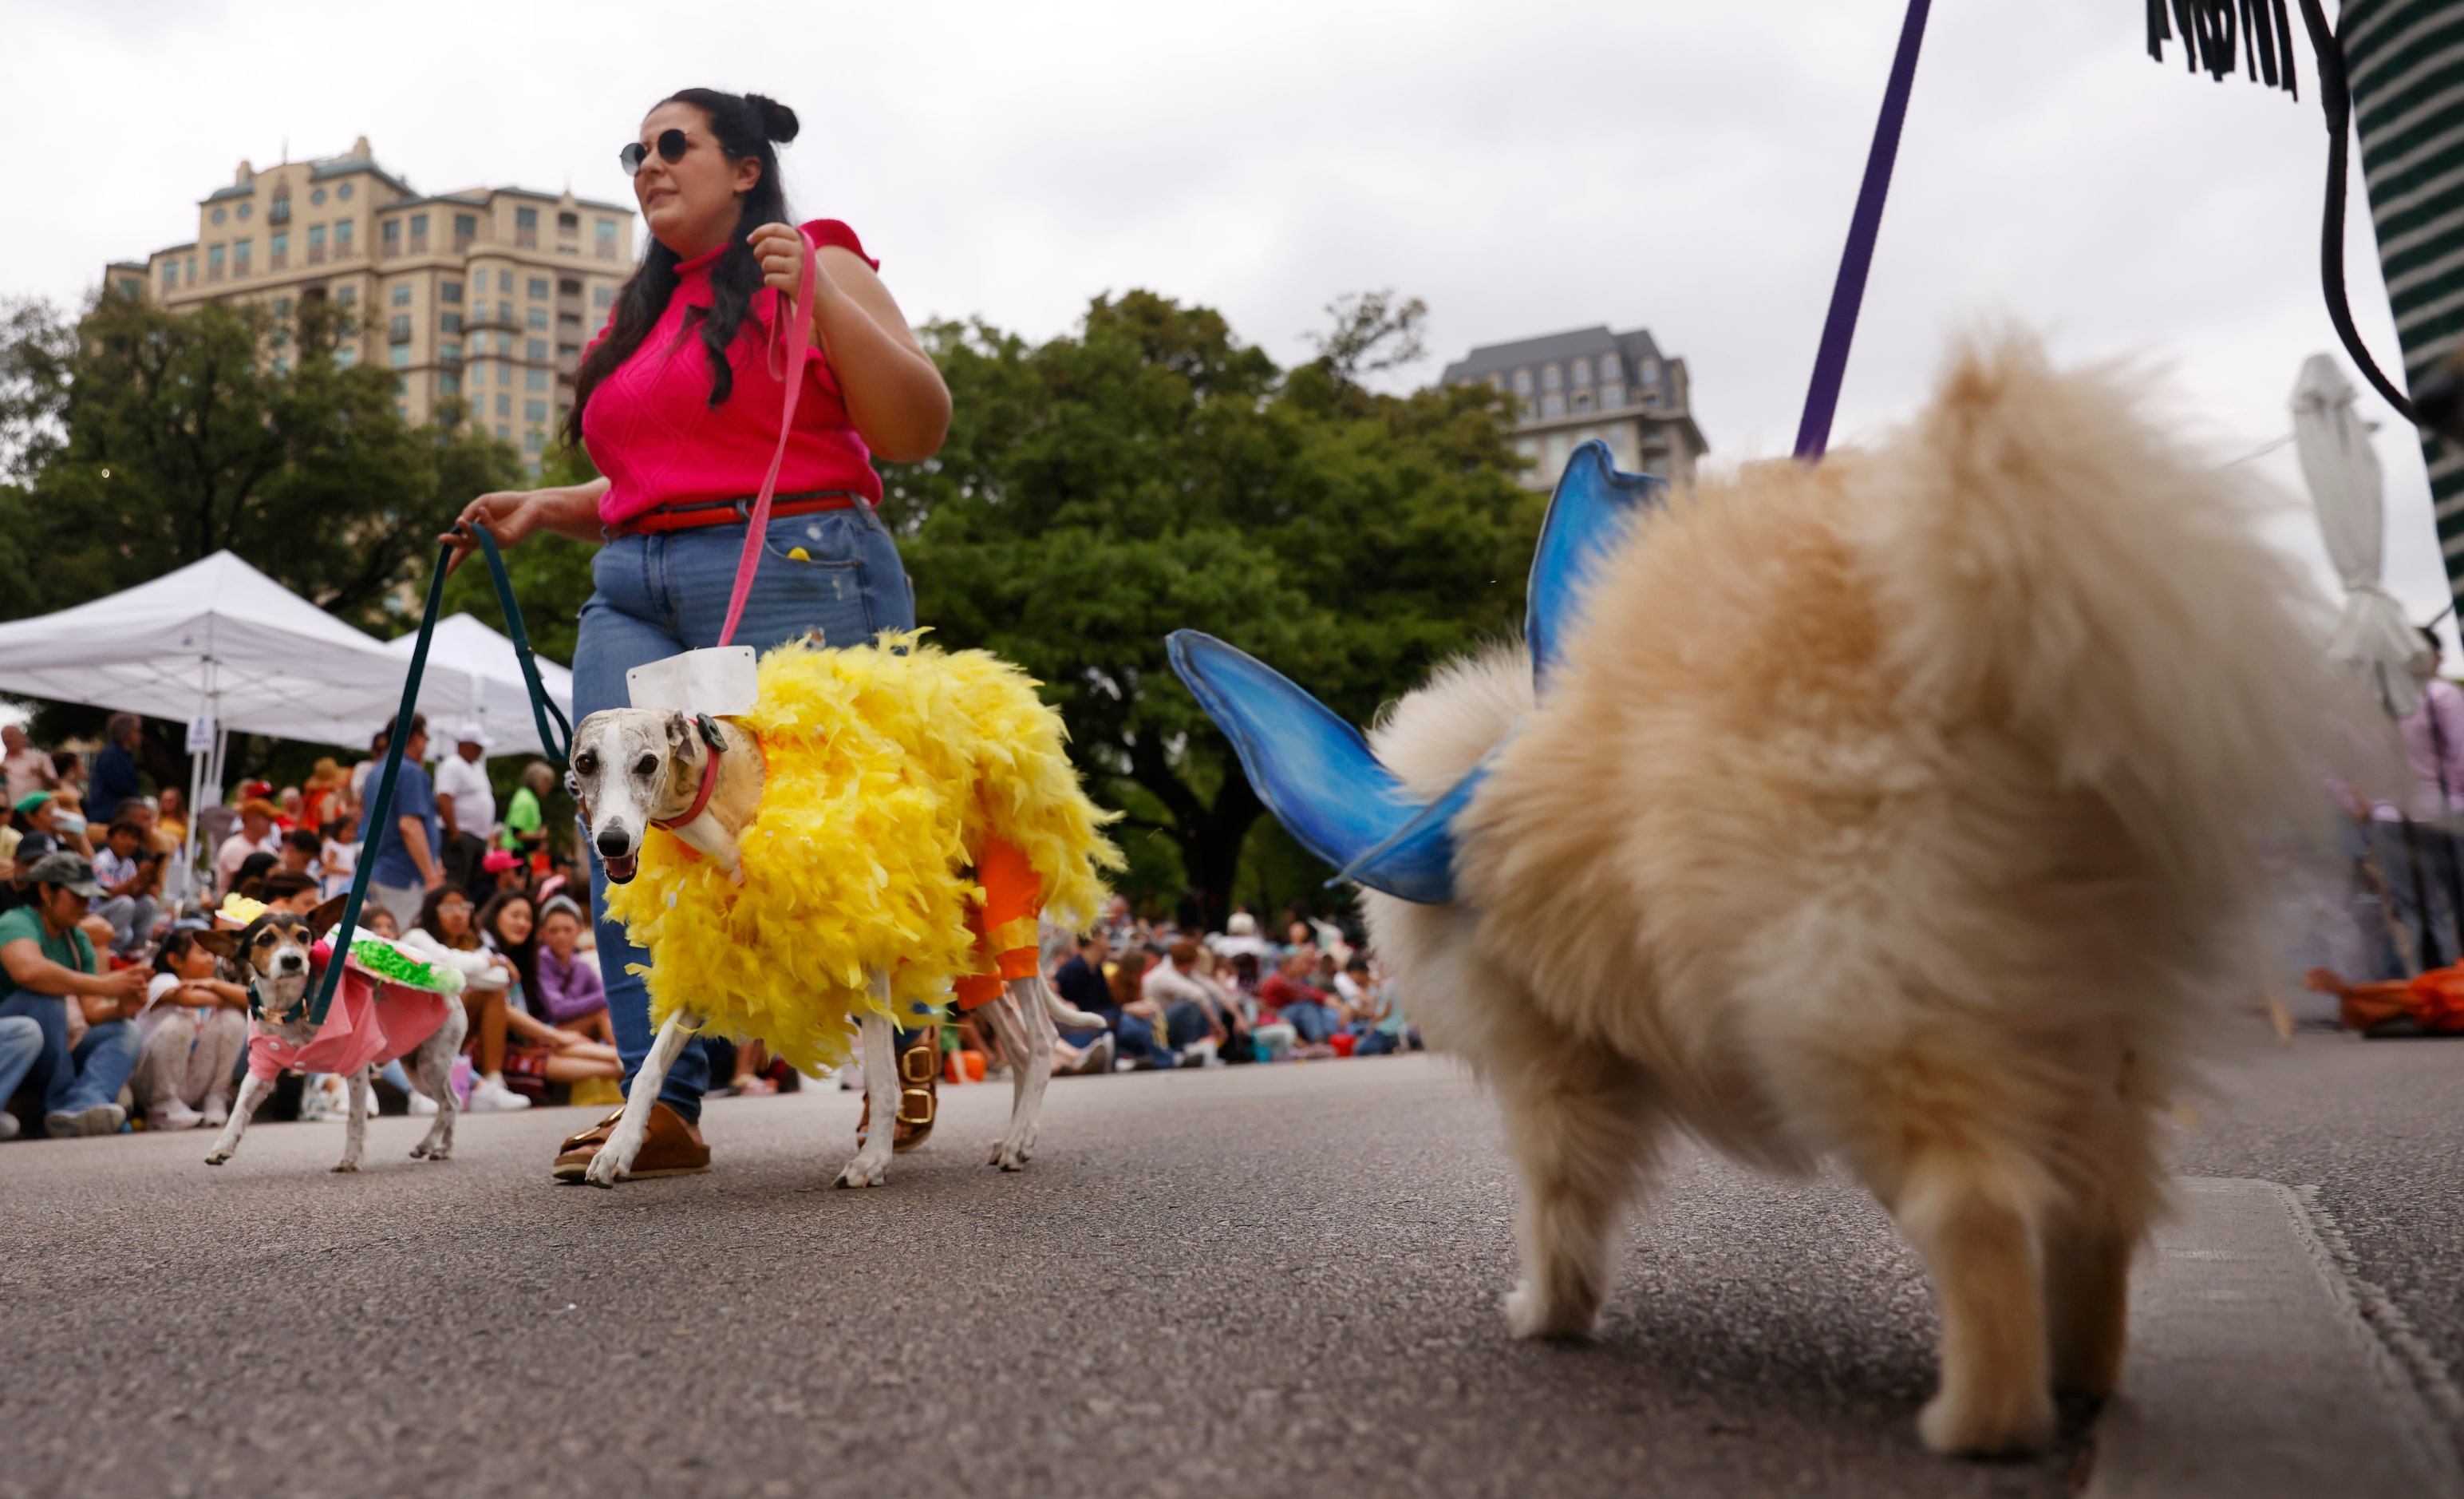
[198,897,468,1172]
[1360,336,2355,1456]
[571,706,1104,1189]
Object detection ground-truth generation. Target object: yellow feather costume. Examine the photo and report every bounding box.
[598,632,1121,1074]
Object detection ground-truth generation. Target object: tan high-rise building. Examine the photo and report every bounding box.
[1441,326,1707,489]
[109,136,637,464]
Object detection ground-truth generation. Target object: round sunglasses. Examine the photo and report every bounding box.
[619,128,693,176]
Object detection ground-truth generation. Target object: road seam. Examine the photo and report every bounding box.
[2084,1176,2464,1499]
[2290,1182,2464,1442]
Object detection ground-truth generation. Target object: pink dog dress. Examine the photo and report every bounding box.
[245,943,456,1082]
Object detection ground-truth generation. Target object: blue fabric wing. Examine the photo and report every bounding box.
[1167,631,1460,904]
[1526,440,1666,685]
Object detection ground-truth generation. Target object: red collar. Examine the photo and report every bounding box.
[650,742,722,832]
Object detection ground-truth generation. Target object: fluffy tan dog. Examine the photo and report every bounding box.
[1364,334,2348,1455]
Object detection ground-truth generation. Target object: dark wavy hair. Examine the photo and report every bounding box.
[563,88,801,453]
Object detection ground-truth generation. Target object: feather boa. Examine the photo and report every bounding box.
[599,632,1120,1074]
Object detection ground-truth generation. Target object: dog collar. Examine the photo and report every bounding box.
[652,738,723,833]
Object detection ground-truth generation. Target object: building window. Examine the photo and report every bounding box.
[497,394,511,418]
[440,312,463,334]
[272,355,290,376]
[409,213,428,254]
[237,202,253,221]
[440,282,463,304]
[334,219,354,257]
[334,345,357,370]
[1542,364,1562,392]
[558,311,581,330]
[1639,358,1660,390]
[338,182,354,201]
[117,276,141,300]
[527,277,548,300]
[392,284,412,307]
[593,286,614,308]
[468,279,487,304]
[269,231,289,271]
[389,314,412,341]
[453,213,478,251]
[1542,394,1564,419]
[440,340,462,362]
[1573,390,1592,413]
[595,219,618,260]
[274,296,293,318]
[307,223,326,263]
[1571,358,1591,386]
[185,255,196,283]
[438,373,461,395]
[211,207,227,226]
[527,307,547,330]
[390,346,410,370]
[1511,368,1532,397]
[269,189,290,225]
[496,271,514,292]
[526,338,547,362]
[382,218,401,255]
[311,186,326,206]
[337,285,357,305]
[558,211,578,233]
[1600,384,1624,409]
[524,427,544,453]
[526,367,547,391]
[233,239,251,275]
[525,399,547,423]
[515,206,539,247]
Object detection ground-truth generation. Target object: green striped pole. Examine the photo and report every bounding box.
[2346,0,2464,605]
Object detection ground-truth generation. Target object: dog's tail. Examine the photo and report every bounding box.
[1866,332,2367,905]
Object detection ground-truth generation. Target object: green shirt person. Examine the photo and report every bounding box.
[500,761,556,856]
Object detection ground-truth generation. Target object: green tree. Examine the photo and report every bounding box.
[0,290,526,785]
[884,290,1538,925]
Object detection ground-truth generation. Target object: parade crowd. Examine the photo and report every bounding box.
[0,715,1412,1143]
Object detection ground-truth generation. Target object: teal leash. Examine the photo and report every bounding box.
[469,520,572,769]
[302,540,453,1026]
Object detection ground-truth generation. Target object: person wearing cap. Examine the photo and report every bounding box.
[433,722,496,896]
[0,852,151,1138]
[357,713,444,932]
[212,797,283,900]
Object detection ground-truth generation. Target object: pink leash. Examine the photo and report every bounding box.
[717,227,819,649]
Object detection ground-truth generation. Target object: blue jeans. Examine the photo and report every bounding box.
[0,991,139,1118]
[1281,999,1341,1045]
[1116,1013,1178,1069]
[0,1014,43,1114]
[573,504,914,1125]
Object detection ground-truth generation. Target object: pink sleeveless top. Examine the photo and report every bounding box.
[582,219,885,526]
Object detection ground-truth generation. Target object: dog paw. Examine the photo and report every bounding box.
[409,1144,451,1161]
[1503,1280,1597,1341]
[203,1151,229,1166]
[582,1149,626,1189]
[986,1136,1033,1169]
[835,1152,890,1188]
[331,1161,361,1173]
[1917,1387,2055,1456]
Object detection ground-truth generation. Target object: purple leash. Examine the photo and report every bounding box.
[1794,0,1934,462]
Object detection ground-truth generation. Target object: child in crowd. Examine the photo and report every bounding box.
[135,929,248,1130]
[316,817,358,902]
[90,819,161,958]
[532,896,612,1045]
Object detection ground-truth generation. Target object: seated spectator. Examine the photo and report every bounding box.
[135,927,248,1130]
[1053,927,1117,1034]
[83,714,144,825]
[407,883,528,1113]
[50,751,88,813]
[227,852,280,905]
[2,724,56,808]
[1106,947,1177,1070]
[155,786,188,850]
[274,785,302,832]
[480,890,621,1092]
[1143,938,1238,1065]
[90,817,163,957]
[300,759,348,834]
[1261,949,1341,1050]
[255,871,324,914]
[480,847,529,898]
[533,896,614,1046]
[1039,926,1112,1075]
[1209,909,1278,965]
[502,761,555,861]
[357,904,401,940]
[278,826,321,880]
[214,798,283,897]
[0,854,150,1137]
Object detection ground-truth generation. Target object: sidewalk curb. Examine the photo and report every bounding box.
[2084,1177,2464,1498]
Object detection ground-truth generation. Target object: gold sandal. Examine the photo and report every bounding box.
[855,1029,940,1152]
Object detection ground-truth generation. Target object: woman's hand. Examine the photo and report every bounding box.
[440,491,541,575]
[748,221,826,305]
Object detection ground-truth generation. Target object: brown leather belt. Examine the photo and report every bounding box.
[610,490,863,537]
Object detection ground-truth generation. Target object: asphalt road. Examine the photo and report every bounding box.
[3,1034,2456,1498]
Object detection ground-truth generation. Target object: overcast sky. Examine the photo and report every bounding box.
[10,0,2448,644]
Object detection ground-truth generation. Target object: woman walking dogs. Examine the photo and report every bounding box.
[442,88,950,1182]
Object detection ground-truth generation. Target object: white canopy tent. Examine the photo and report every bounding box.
[383,613,573,761]
[0,549,486,888]
[2295,354,2427,719]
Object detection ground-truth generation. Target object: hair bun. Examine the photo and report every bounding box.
[745,93,800,145]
